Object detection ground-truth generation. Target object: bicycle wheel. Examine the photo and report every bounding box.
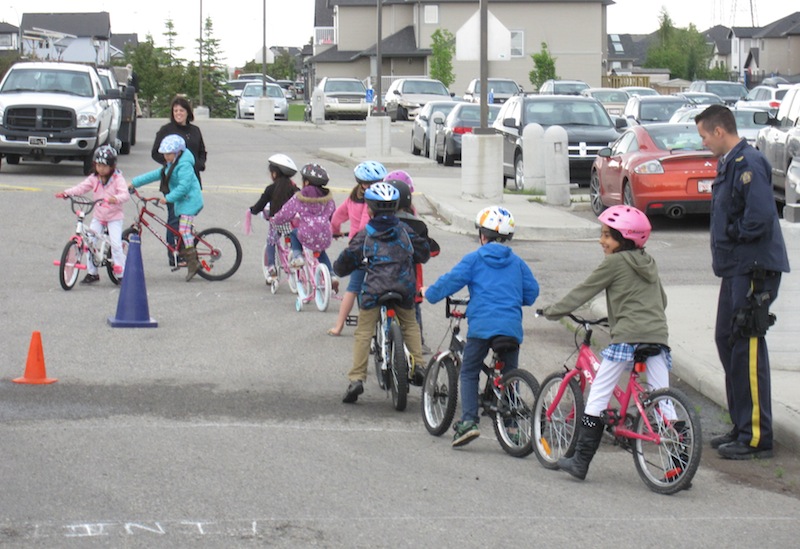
[532,372,584,469]
[59,241,83,291]
[105,239,129,285]
[194,228,242,281]
[388,322,408,411]
[314,262,331,312]
[421,354,459,436]
[493,369,539,458]
[632,387,702,495]
[293,264,312,304]
[371,322,387,390]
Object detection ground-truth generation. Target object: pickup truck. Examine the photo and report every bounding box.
[97,67,137,154]
[0,61,117,175]
[755,83,800,201]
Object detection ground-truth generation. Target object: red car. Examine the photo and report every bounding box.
[590,123,717,219]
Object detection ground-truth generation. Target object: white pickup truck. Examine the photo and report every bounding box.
[0,61,117,175]
[755,83,800,202]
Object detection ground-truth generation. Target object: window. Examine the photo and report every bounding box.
[424,5,438,25]
[510,31,524,58]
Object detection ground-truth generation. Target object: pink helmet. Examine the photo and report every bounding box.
[384,170,414,193]
[598,205,651,248]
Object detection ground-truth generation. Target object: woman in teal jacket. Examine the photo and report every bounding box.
[132,134,204,281]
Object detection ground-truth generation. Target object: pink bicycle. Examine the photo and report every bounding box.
[264,221,298,295]
[532,313,701,494]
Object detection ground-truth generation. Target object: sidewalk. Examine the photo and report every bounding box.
[321,145,800,452]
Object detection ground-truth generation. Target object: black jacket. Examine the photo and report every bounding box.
[151,121,207,178]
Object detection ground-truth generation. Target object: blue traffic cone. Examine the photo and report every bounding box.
[108,234,158,328]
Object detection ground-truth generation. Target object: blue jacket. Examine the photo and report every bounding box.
[132,149,204,217]
[710,138,789,277]
[425,242,539,343]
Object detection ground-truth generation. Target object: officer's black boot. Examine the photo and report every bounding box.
[557,414,604,480]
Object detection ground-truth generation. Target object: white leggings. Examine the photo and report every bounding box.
[584,351,670,417]
[88,218,125,276]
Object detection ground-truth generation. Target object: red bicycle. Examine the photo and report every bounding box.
[532,313,701,494]
[123,189,242,281]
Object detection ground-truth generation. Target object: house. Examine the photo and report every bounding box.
[110,33,139,61]
[0,21,20,53]
[308,0,613,95]
[19,12,112,65]
[747,11,800,83]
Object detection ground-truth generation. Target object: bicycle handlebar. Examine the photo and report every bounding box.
[128,187,164,209]
[63,195,104,215]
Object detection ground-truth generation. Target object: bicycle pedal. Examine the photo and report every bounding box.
[345,315,359,326]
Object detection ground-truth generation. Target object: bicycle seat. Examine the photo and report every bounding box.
[489,335,519,354]
[377,291,404,306]
[633,343,663,362]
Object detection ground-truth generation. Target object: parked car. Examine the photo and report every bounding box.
[410,100,458,158]
[226,79,251,99]
[670,105,769,146]
[236,82,288,120]
[754,83,800,201]
[673,91,724,106]
[590,123,717,218]
[735,85,789,116]
[95,67,122,152]
[492,95,624,189]
[238,73,276,83]
[580,87,630,116]
[385,78,452,121]
[620,86,659,97]
[276,79,295,100]
[623,95,688,124]
[538,79,590,95]
[463,78,521,104]
[688,80,748,105]
[317,77,369,120]
[433,103,501,166]
[292,80,305,100]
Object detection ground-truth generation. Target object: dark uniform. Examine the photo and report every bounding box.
[710,138,789,451]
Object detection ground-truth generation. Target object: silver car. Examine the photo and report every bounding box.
[410,100,458,158]
[385,78,452,121]
[236,82,288,120]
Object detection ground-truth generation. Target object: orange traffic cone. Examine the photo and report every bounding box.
[13,331,57,385]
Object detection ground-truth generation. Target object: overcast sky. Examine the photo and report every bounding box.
[1,1,796,68]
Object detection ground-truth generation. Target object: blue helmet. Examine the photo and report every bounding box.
[158,134,186,154]
[364,182,399,214]
[354,160,387,184]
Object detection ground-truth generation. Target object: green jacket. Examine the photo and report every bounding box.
[543,249,668,346]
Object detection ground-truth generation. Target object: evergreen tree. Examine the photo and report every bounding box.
[194,17,234,118]
[429,29,455,88]
[529,42,558,89]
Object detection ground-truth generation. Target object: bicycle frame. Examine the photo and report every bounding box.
[128,191,183,265]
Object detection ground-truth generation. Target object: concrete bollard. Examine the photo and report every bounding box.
[254,98,275,123]
[522,123,545,193]
[366,116,391,157]
[194,106,210,120]
[461,132,503,202]
[311,88,325,124]
[544,125,570,206]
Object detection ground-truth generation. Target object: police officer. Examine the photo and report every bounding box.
[695,104,789,459]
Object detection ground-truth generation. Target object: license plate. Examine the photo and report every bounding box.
[698,179,713,193]
[29,136,47,146]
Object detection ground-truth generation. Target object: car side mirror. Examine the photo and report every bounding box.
[503,117,517,128]
[753,110,776,126]
[393,89,402,96]
[419,114,428,122]
[598,147,612,158]
[100,89,121,100]
[450,92,455,97]
[431,112,445,125]
[615,117,628,130]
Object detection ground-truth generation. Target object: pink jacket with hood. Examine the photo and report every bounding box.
[63,170,129,223]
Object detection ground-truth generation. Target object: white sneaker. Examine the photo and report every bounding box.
[265,266,277,283]
[290,255,305,268]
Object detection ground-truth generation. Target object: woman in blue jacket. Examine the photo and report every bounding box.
[132,134,204,281]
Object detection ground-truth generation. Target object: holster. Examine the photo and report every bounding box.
[730,268,777,344]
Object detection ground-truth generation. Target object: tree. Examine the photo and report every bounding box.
[529,42,558,89]
[644,9,716,81]
[270,50,297,81]
[194,17,234,118]
[429,29,455,88]
[162,19,185,66]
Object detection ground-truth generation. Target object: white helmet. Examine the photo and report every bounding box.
[475,206,515,241]
[268,153,298,177]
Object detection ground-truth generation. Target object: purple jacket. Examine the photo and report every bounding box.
[271,188,336,252]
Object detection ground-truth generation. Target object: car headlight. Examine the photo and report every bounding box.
[76,111,99,128]
[633,160,664,174]
[325,97,338,105]
[401,101,421,109]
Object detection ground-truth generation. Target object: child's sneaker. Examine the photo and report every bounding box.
[452,420,480,447]
[81,274,100,284]
[342,380,364,403]
[265,266,278,283]
[290,255,305,268]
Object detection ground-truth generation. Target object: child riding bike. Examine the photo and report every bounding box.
[270,163,336,277]
[540,205,670,481]
[131,134,204,281]
[421,206,539,447]
[249,153,300,282]
[334,182,431,403]
[55,145,129,284]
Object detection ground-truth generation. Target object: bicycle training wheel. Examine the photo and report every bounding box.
[632,387,702,495]
[105,240,128,285]
[532,372,584,469]
[388,322,409,411]
[59,241,83,291]
[314,262,331,312]
[493,369,539,458]
[421,354,459,436]
[194,228,242,281]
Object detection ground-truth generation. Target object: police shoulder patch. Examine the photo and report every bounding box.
[741,170,752,184]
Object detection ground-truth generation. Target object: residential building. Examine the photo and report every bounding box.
[0,21,19,54]
[19,12,112,65]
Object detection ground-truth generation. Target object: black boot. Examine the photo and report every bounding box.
[557,414,603,480]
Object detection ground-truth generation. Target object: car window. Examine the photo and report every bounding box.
[640,101,683,122]
[646,126,705,151]
[474,80,519,94]
[553,82,589,94]
[243,84,262,97]
[734,110,766,129]
[611,131,637,155]
[267,85,284,99]
[706,82,747,98]
[403,80,448,95]
[775,89,788,101]
[593,90,628,103]
[325,80,365,93]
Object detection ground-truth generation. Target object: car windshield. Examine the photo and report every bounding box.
[0,68,93,97]
[325,80,365,93]
[453,105,500,125]
[640,100,685,122]
[227,80,250,91]
[646,125,706,151]
[706,82,747,98]
[553,82,589,95]
[473,80,520,94]
[242,84,284,99]
[592,90,628,103]
[523,100,612,127]
[402,80,448,95]
[625,88,658,97]
[687,94,722,105]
